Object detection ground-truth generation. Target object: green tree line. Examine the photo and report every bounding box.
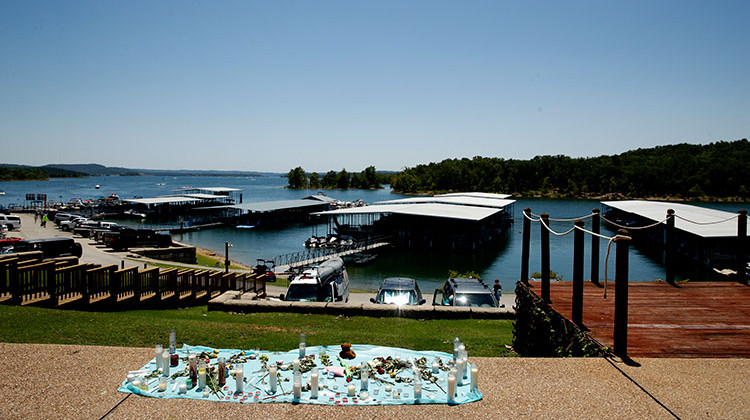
[390,139,750,200]
[287,166,393,190]
[0,166,85,181]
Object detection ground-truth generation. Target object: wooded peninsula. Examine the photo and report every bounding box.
[289,139,750,201]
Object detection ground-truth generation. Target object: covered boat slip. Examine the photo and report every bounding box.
[227,195,335,227]
[601,200,747,279]
[313,193,515,250]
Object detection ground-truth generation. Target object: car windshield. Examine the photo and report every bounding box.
[377,290,417,305]
[285,284,320,301]
[454,293,497,307]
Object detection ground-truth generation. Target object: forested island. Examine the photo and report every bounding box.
[0,165,85,181]
[288,139,750,201]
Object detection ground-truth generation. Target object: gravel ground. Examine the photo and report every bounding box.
[0,343,747,420]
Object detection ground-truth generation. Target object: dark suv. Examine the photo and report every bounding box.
[432,277,498,307]
[103,228,172,251]
[370,277,426,305]
[13,238,83,259]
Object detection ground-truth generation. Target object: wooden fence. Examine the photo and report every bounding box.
[0,254,266,309]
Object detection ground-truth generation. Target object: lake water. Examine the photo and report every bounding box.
[2,175,746,293]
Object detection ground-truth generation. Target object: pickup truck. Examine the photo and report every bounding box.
[73,221,118,238]
[12,238,83,259]
[60,216,89,232]
[103,228,172,251]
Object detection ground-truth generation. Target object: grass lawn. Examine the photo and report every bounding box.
[0,305,516,357]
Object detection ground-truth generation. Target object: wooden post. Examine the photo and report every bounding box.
[613,229,631,359]
[591,208,601,286]
[572,220,585,327]
[738,210,747,285]
[225,242,231,274]
[10,261,21,305]
[665,209,675,286]
[521,207,531,284]
[110,269,119,306]
[540,213,551,303]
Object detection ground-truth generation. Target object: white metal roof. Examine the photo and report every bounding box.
[436,192,512,200]
[174,187,242,193]
[602,200,747,238]
[375,196,515,209]
[182,193,228,200]
[230,199,330,213]
[313,203,506,221]
[125,196,203,205]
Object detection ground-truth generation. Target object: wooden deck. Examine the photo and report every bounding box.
[527,280,750,358]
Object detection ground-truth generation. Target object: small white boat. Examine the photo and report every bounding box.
[95,185,100,189]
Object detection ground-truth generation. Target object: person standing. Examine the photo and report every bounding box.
[41,213,49,228]
[493,279,505,307]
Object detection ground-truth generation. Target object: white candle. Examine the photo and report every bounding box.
[126,373,135,383]
[158,377,167,392]
[456,359,465,386]
[414,381,422,401]
[155,344,163,370]
[293,359,300,373]
[393,388,401,399]
[359,390,369,400]
[453,337,460,360]
[360,364,369,391]
[198,361,207,389]
[132,379,141,389]
[293,377,301,401]
[310,368,319,398]
[385,383,393,393]
[447,374,456,403]
[458,344,466,361]
[178,382,187,394]
[347,384,356,397]
[203,388,209,398]
[269,365,278,394]
[462,358,469,380]
[235,365,244,393]
[299,333,306,358]
[470,363,479,392]
[432,360,439,374]
[169,329,176,354]
[161,350,170,377]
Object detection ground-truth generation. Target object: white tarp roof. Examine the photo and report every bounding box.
[375,196,515,209]
[602,200,747,238]
[313,203,506,221]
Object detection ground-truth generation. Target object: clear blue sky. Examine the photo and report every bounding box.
[1,1,748,173]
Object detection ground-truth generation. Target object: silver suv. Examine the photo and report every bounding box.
[432,277,499,307]
[0,214,21,231]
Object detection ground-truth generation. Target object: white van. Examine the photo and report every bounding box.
[281,257,350,302]
[0,215,21,231]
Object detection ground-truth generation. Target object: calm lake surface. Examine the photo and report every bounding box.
[2,175,746,293]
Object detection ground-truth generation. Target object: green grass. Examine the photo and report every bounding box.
[195,253,245,270]
[0,305,515,357]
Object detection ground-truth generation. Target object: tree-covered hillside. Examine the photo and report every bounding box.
[390,139,750,200]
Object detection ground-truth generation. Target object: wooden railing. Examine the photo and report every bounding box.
[0,257,266,309]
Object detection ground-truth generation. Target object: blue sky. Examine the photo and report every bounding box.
[1,1,748,172]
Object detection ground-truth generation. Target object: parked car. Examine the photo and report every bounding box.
[280,257,349,302]
[53,212,77,225]
[370,277,426,305]
[432,278,498,308]
[73,221,118,238]
[60,216,88,231]
[12,238,83,259]
[103,228,172,251]
[0,214,21,231]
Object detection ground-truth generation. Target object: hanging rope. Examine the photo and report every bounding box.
[571,224,631,299]
[522,211,541,223]
[600,214,670,230]
[531,212,596,222]
[674,214,739,225]
[539,217,576,236]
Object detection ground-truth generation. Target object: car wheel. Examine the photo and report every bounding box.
[6,224,12,231]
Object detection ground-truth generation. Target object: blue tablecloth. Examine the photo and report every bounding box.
[118,344,482,405]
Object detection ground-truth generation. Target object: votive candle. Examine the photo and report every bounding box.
[235,364,244,393]
[347,384,356,397]
[310,368,319,399]
[155,344,163,370]
[299,333,306,358]
[456,358,466,386]
[293,377,301,401]
[158,377,167,392]
[432,360,439,374]
[470,363,479,392]
[414,381,422,401]
[447,373,456,403]
[269,365,278,394]
[360,364,369,391]
[293,359,300,373]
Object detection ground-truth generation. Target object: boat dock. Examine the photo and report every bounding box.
[275,240,391,272]
[525,280,750,358]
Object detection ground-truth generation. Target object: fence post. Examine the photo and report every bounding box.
[110,270,119,306]
[47,263,57,306]
[613,229,631,359]
[572,220,585,327]
[10,261,21,305]
[540,213,551,303]
[591,208,601,286]
[521,208,531,284]
[738,209,747,285]
[665,209,675,286]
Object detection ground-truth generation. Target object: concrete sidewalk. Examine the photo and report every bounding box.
[0,343,747,419]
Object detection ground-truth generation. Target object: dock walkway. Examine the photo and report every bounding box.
[527,280,750,358]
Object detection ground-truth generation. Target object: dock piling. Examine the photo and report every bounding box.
[665,209,675,286]
[738,210,747,285]
[540,213,551,303]
[613,229,631,359]
[521,208,531,285]
[572,220,585,327]
[590,209,601,287]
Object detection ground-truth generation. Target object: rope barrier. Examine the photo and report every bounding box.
[600,214,669,230]
[539,217,576,236]
[675,214,739,225]
[522,211,541,223]
[530,212,595,222]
